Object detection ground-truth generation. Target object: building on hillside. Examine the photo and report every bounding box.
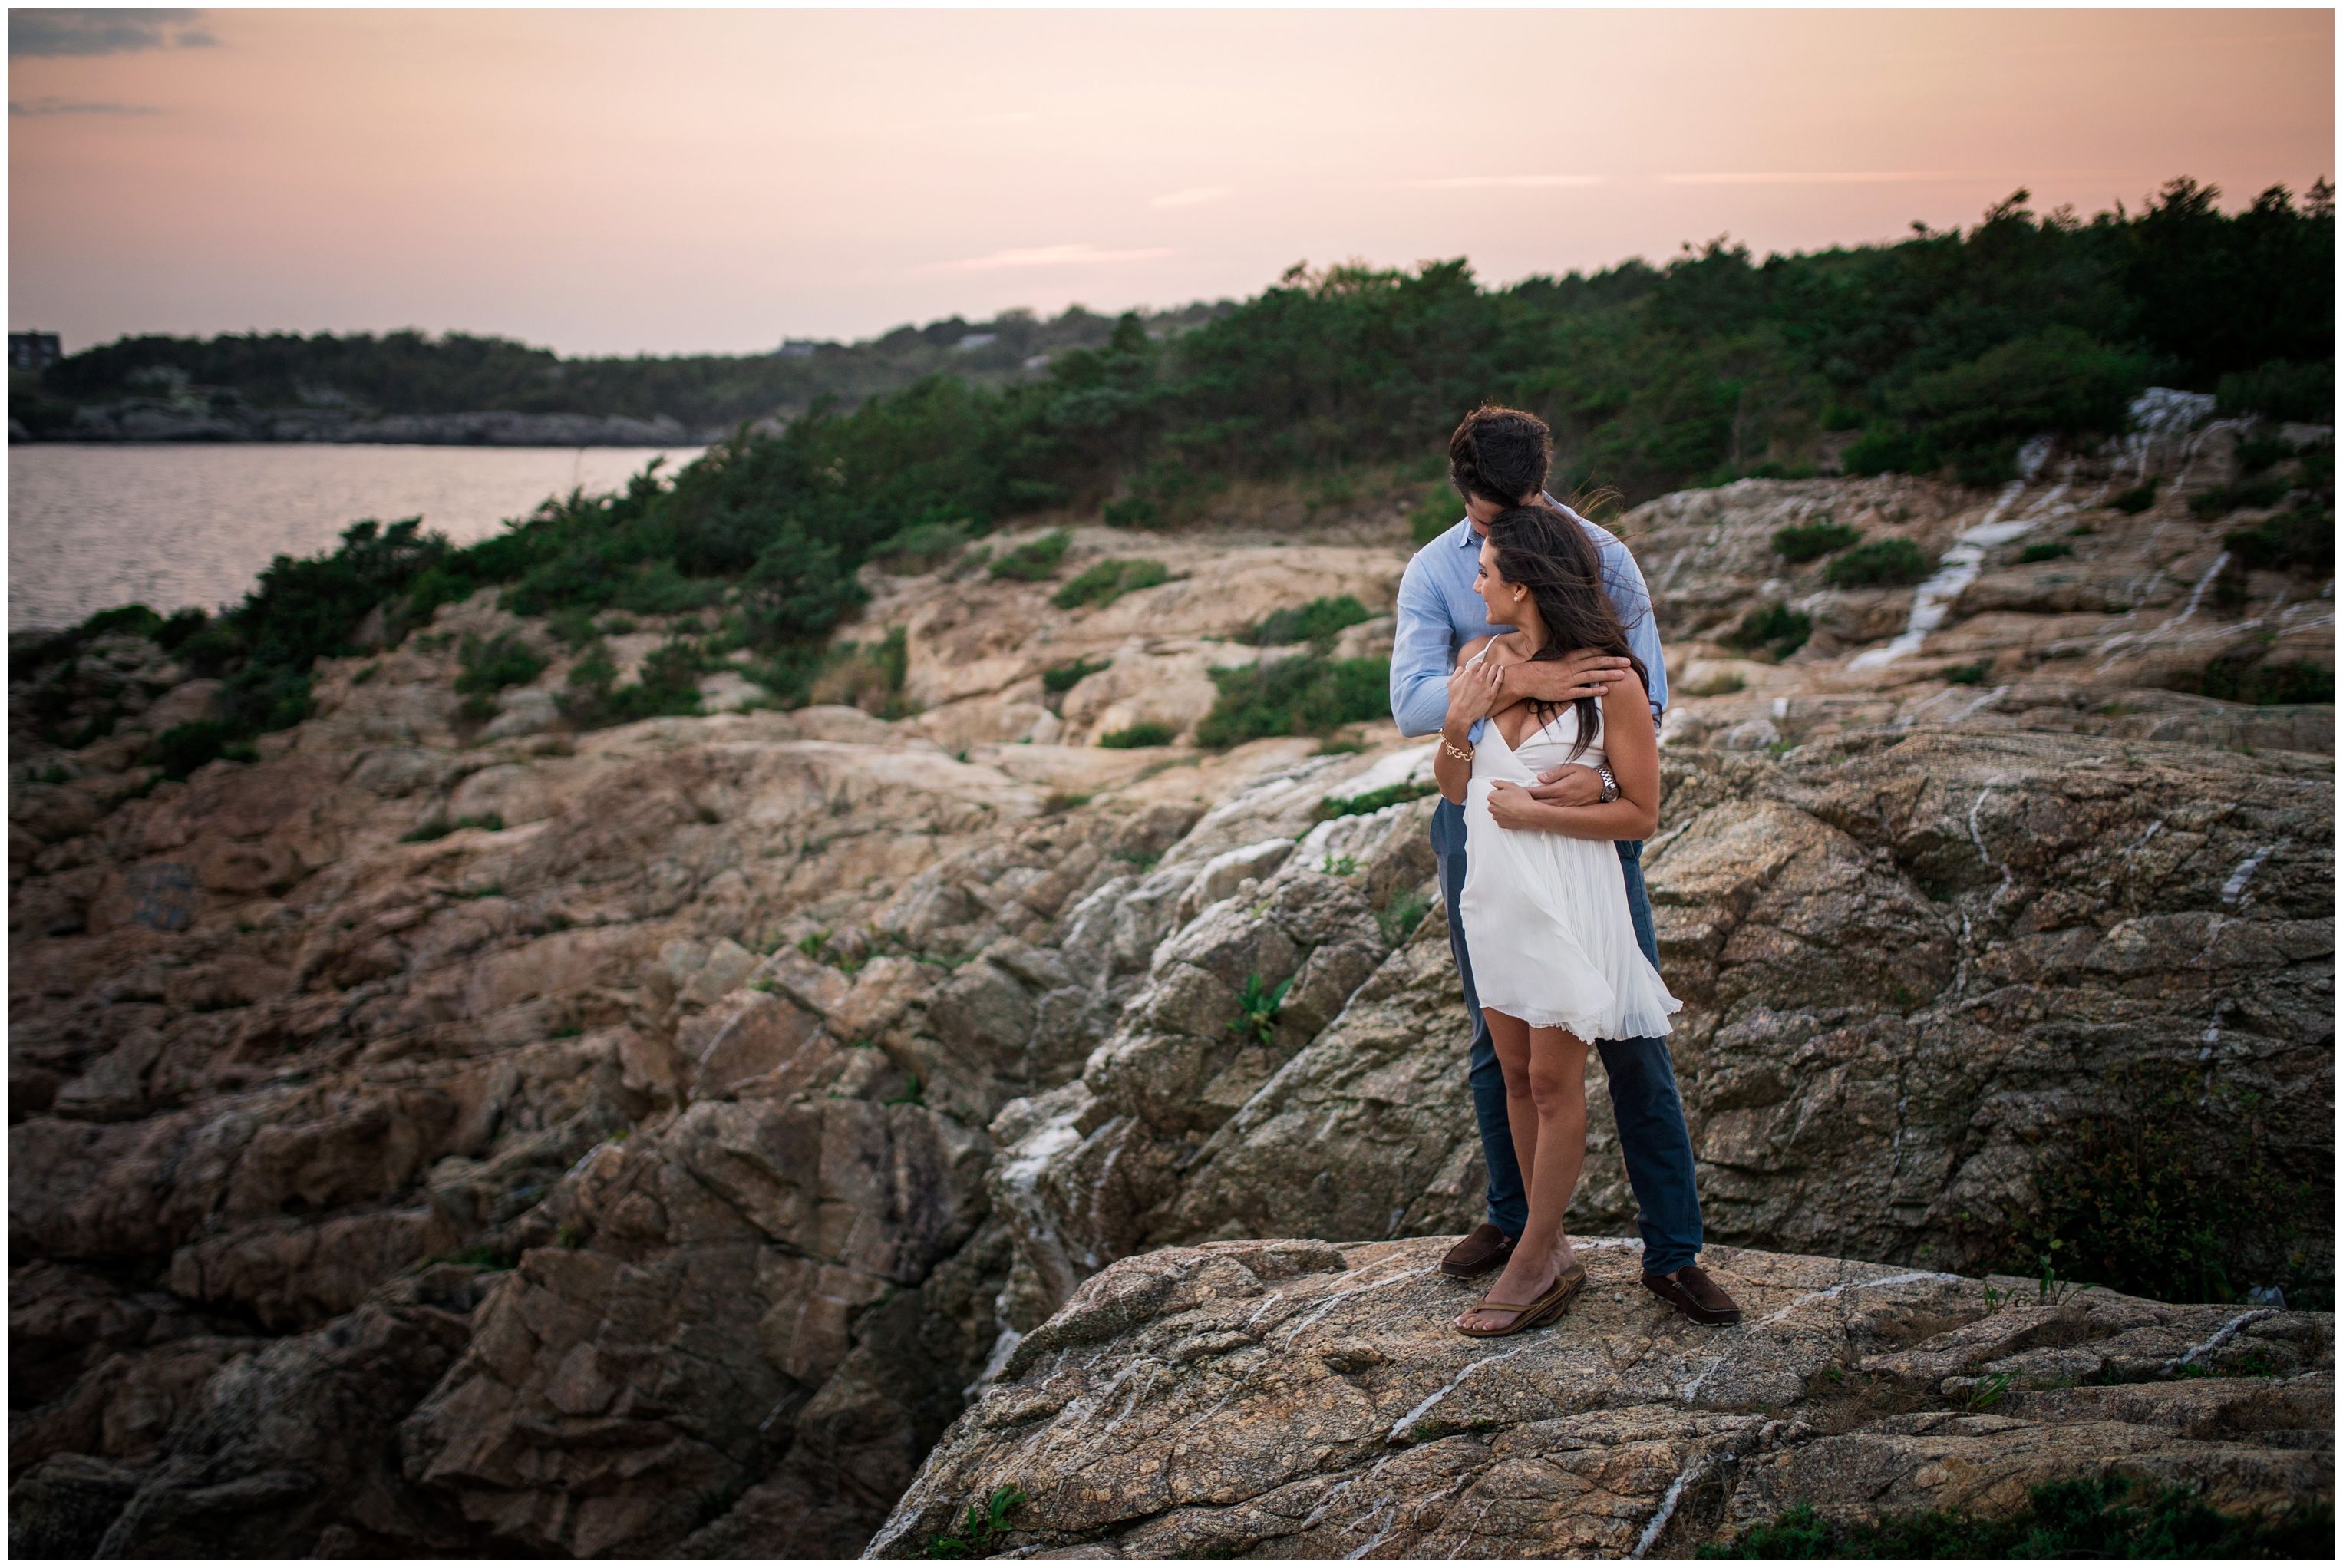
[777,338,818,358]
[10,332,62,372]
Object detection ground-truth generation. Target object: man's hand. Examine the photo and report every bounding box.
[1527,763,1604,807]
[1486,779,1544,830]
[1444,659,1503,731]
[1493,649,1634,705]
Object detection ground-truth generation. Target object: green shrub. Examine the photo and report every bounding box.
[2232,434,2296,475]
[1411,490,1461,546]
[1315,779,1438,820]
[2216,358,2333,423]
[559,636,708,729]
[1771,520,1860,562]
[1052,556,1170,610]
[1824,537,1933,587]
[1247,596,1373,647]
[1194,655,1391,747]
[1891,327,2153,484]
[2017,540,2074,563]
[1942,662,1992,685]
[1097,721,1176,748]
[1041,655,1109,695]
[548,606,599,650]
[2223,509,2334,573]
[150,721,258,781]
[1702,1475,2329,1559]
[454,632,546,696]
[1376,887,1433,946]
[924,1483,1028,1559]
[875,520,975,574]
[2188,474,2294,518]
[988,530,1071,582]
[1727,603,1812,660]
[810,626,911,718]
[2110,478,2160,514]
[1230,972,1293,1045]
[1840,425,1926,478]
[2170,656,2334,706]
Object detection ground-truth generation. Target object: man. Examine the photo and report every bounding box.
[1389,404,1741,1327]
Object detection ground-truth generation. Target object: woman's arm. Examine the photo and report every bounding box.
[1433,660,1503,804]
[1483,675,1661,840]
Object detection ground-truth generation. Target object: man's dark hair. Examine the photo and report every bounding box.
[1448,405,1553,506]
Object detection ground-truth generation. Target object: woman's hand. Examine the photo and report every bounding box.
[1485,778,1546,830]
[1444,659,1504,731]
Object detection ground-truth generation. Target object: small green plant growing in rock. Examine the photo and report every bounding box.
[924,1483,1028,1559]
[1098,722,1176,748]
[882,1072,925,1108]
[1727,603,1811,660]
[1824,536,1934,588]
[1942,662,1991,685]
[1042,655,1109,695]
[1378,888,1433,946]
[1315,779,1437,820]
[1771,519,1860,563]
[1246,595,1373,648]
[1053,556,1171,610]
[1319,852,1359,876]
[2018,540,2074,563]
[1964,1372,2012,1412]
[1232,972,1294,1045]
[988,530,1071,582]
[797,930,830,960]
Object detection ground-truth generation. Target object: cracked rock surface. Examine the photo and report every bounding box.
[869,1236,2332,1558]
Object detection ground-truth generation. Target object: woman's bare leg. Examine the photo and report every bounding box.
[1521,1026,1590,1278]
[1460,1010,1546,1332]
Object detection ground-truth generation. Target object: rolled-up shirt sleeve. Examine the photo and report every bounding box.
[1389,554,1454,738]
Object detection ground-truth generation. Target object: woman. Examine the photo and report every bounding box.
[1431,503,1682,1336]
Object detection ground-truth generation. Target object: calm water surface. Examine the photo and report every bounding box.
[9,443,705,631]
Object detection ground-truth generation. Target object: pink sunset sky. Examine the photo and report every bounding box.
[8,6,2335,357]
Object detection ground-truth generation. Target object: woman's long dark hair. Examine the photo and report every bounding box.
[1486,503,1649,760]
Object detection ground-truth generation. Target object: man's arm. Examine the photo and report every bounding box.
[1389,556,1455,738]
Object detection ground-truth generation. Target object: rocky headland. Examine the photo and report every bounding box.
[12,404,711,447]
[8,398,2332,1554]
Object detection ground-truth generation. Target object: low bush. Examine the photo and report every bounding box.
[874,520,975,574]
[150,720,258,781]
[2109,478,2160,514]
[2188,474,2294,518]
[1823,537,1933,588]
[1702,1475,2329,1559]
[1315,779,1437,820]
[2216,358,2332,423]
[2223,509,2333,573]
[810,626,911,718]
[454,632,547,696]
[2232,434,2296,475]
[1247,596,1374,648]
[2017,540,2073,563]
[2170,656,2334,706]
[1771,520,1860,563]
[1942,662,1991,685]
[1052,556,1170,610]
[1041,655,1110,695]
[1097,721,1176,748]
[988,530,1071,582]
[1727,603,1812,660]
[559,636,709,729]
[1193,655,1391,747]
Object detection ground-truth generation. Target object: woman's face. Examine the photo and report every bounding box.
[1474,539,1523,627]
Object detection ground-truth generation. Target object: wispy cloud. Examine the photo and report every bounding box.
[1150,186,1232,209]
[10,8,217,57]
[1658,171,1962,185]
[10,96,164,117]
[902,110,1038,134]
[934,243,1173,272]
[1400,175,1606,190]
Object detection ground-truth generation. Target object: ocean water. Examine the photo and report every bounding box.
[8,442,705,632]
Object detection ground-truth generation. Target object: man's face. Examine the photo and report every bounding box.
[1462,491,1505,530]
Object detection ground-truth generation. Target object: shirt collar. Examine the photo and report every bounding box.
[1458,491,1573,547]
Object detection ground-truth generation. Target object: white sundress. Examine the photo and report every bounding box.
[1453,652,1683,1041]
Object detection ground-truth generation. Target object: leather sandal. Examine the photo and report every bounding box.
[1455,1261,1588,1337]
[1440,1223,1519,1279]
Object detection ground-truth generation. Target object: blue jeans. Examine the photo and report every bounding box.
[1431,797,1704,1276]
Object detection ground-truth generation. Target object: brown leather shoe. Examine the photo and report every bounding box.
[1642,1263,1743,1325]
[1440,1223,1519,1279]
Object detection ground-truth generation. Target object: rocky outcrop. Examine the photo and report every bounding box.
[8,408,2331,1555]
[870,1236,2332,1557]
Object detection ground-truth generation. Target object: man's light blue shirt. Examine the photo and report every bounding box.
[1389,497,1669,741]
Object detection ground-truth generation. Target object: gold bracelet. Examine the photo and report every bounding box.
[1440,736,1474,761]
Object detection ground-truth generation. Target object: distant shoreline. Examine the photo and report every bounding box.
[8,406,735,447]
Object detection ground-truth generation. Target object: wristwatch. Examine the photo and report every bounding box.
[1596,763,1619,803]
